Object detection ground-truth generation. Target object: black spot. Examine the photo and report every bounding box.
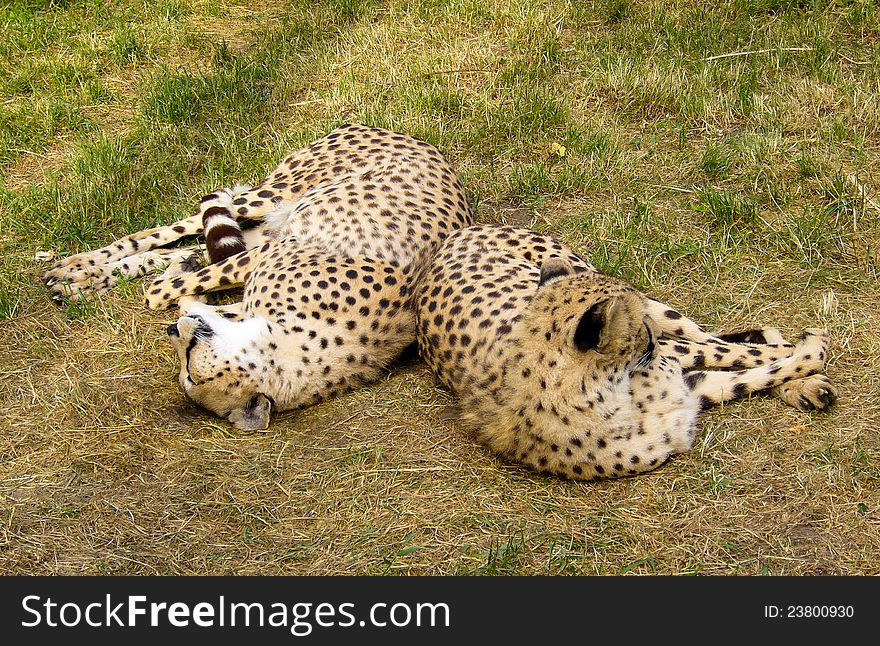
[718,329,767,344]
[684,371,706,389]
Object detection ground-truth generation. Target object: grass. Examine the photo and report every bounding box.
[1,0,878,575]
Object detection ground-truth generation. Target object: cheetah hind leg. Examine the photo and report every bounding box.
[45,245,206,301]
[43,213,204,289]
[685,328,832,410]
[715,327,838,412]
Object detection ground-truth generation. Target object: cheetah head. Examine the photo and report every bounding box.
[166,305,274,430]
[516,258,659,381]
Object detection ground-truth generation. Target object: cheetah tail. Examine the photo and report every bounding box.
[203,205,247,264]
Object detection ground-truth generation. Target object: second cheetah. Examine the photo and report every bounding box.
[415,224,837,480]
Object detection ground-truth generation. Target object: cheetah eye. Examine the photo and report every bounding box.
[190,316,215,339]
[183,335,207,386]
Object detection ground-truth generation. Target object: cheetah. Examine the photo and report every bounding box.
[43,123,473,304]
[43,124,473,428]
[415,224,837,480]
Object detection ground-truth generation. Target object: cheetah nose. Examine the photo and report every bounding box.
[166,323,180,337]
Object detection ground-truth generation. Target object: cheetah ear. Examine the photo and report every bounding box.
[573,299,627,353]
[573,299,609,352]
[538,258,575,286]
[228,393,272,431]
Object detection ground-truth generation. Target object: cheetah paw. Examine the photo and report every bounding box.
[773,375,838,412]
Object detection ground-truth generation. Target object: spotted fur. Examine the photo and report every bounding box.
[166,242,421,429]
[416,225,837,480]
[43,123,473,303]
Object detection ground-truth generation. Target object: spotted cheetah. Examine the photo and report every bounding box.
[416,224,837,480]
[43,124,473,428]
[43,123,473,304]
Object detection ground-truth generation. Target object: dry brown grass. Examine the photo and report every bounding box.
[1,0,879,576]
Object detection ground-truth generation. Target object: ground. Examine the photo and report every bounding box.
[1,0,878,574]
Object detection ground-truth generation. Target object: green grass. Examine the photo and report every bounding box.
[0,0,878,576]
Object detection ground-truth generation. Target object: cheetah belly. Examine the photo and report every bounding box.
[266,160,468,265]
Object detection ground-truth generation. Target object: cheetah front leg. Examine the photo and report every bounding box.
[644,298,720,342]
[645,300,791,350]
[700,327,839,412]
[648,302,838,411]
[175,295,244,320]
[144,247,258,310]
[685,329,831,409]
[716,327,838,412]
[658,336,797,370]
